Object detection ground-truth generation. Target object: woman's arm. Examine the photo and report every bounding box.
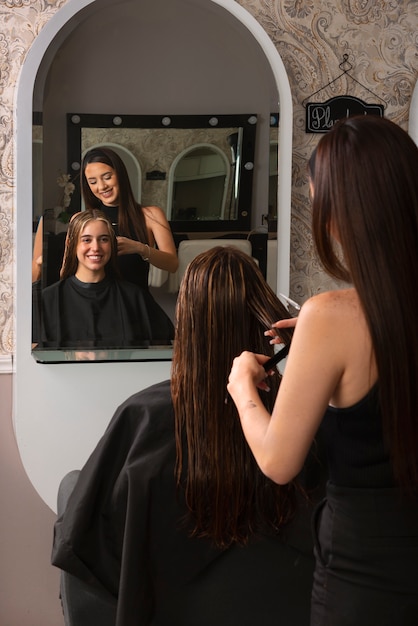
[32,216,43,282]
[228,293,345,484]
[117,205,178,273]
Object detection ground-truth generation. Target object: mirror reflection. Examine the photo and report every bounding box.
[32,208,175,349]
[170,146,229,222]
[31,0,280,363]
[66,113,256,232]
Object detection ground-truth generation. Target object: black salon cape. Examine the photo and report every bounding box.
[51,381,317,626]
[36,275,173,347]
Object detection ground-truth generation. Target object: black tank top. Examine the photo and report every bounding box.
[320,385,394,487]
[100,205,150,290]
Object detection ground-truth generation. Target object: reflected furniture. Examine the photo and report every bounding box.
[175,238,253,289]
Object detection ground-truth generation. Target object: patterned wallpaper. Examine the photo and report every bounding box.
[1,0,417,356]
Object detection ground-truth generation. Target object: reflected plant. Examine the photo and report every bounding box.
[55,172,75,223]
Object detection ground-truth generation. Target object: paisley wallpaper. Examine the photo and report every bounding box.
[1,0,417,358]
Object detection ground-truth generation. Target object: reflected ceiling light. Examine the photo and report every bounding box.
[161,116,171,126]
[112,116,122,126]
[71,115,81,124]
[248,115,257,124]
[209,117,219,126]
[244,162,254,170]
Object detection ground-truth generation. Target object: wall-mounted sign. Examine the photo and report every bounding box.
[306,95,384,133]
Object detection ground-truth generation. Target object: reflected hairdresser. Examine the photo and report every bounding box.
[81,146,178,290]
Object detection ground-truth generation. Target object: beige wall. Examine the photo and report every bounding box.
[1,0,418,622]
[0,374,63,624]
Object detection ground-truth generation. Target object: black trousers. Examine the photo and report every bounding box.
[311,483,418,626]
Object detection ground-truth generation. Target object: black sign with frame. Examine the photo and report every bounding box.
[306,95,384,134]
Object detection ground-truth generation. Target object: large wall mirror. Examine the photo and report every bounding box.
[30,0,287,364]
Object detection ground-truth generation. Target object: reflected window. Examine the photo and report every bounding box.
[169,145,230,222]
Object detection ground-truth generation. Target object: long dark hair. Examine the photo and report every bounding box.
[60,209,120,280]
[81,147,149,244]
[171,246,296,548]
[309,115,418,488]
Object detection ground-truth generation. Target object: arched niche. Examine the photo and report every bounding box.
[14,0,293,510]
[167,143,231,221]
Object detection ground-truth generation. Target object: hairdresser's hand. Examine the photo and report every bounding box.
[116,236,143,256]
[228,351,272,400]
[265,317,298,344]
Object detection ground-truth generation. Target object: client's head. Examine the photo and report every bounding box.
[174,245,292,375]
[171,246,295,547]
[60,209,119,281]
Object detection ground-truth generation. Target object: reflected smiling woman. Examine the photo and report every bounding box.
[81,147,179,290]
[33,209,174,348]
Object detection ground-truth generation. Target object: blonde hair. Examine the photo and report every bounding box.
[60,209,119,280]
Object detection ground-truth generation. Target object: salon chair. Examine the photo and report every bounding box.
[173,237,254,290]
[43,231,67,287]
[56,470,116,626]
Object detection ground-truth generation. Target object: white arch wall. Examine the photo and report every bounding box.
[409,79,418,145]
[14,0,292,510]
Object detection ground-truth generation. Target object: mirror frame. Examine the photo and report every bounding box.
[67,112,257,232]
[15,0,293,511]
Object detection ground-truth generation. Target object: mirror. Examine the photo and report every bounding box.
[170,145,230,222]
[66,112,256,232]
[31,0,281,363]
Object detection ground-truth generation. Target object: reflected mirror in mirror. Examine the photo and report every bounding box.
[66,113,256,233]
[171,146,230,222]
[31,0,280,363]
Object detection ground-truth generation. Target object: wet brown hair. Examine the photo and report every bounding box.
[60,209,120,280]
[309,115,418,488]
[171,246,296,547]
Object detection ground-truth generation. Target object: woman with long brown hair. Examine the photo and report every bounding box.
[81,147,178,290]
[52,246,324,626]
[228,115,418,625]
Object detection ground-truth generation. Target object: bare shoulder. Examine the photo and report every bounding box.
[143,204,166,220]
[302,289,358,316]
[299,289,362,335]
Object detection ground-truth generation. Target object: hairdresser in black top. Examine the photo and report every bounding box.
[81,147,178,290]
[228,116,418,626]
